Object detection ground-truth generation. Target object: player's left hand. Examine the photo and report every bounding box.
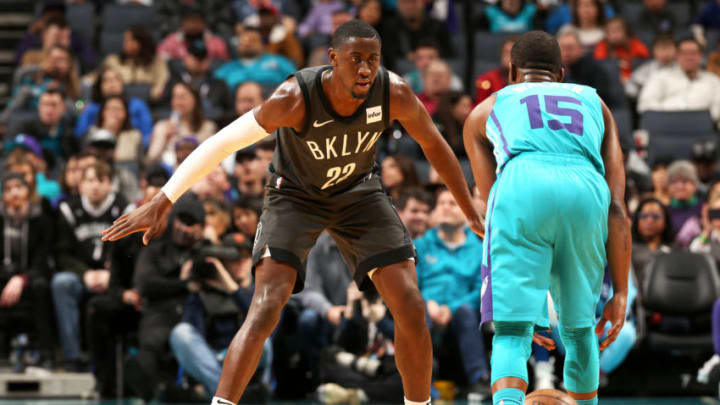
[532,332,556,351]
[596,293,627,350]
[468,215,485,238]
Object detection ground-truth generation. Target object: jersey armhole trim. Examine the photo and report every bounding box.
[295,72,312,137]
[382,67,390,128]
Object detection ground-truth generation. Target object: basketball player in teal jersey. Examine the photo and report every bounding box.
[463,31,632,405]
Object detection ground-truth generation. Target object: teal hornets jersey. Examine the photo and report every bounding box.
[486,82,606,175]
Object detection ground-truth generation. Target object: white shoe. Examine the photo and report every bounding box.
[698,354,720,384]
[534,358,556,390]
[317,383,368,404]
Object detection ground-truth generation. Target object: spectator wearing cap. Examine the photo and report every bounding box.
[147,82,217,168]
[169,232,272,400]
[5,135,61,203]
[127,194,206,401]
[666,160,703,248]
[0,172,56,372]
[232,197,263,239]
[52,161,134,371]
[239,5,304,68]
[14,87,76,160]
[692,141,720,195]
[75,66,154,147]
[232,147,266,199]
[639,37,720,124]
[166,38,233,121]
[380,0,455,71]
[157,9,229,62]
[137,164,171,207]
[102,25,170,102]
[474,37,515,105]
[214,26,296,92]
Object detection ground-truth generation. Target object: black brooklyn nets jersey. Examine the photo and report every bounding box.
[270,65,390,196]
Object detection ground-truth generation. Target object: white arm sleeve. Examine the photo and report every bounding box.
[161,110,270,202]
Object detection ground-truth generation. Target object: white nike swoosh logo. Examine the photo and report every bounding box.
[313,119,333,128]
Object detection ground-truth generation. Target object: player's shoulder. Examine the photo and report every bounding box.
[260,76,306,128]
[466,93,498,136]
[387,69,414,99]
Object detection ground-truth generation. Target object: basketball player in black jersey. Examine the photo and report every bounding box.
[104,21,482,405]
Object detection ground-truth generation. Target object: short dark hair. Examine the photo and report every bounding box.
[413,38,439,53]
[677,35,704,52]
[45,16,68,31]
[84,160,114,181]
[653,34,675,48]
[41,87,65,99]
[511,30,562,74]
[233,196,263,218]
[396,187,434,211]
[331,19,381,49]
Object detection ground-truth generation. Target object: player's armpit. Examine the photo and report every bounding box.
[254,77,306,134]
[463,95,498,203]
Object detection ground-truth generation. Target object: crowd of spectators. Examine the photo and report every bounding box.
[4,0,720,402]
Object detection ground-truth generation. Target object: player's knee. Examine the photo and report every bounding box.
[51,272,79,293]
[558,326,599,393]
[391,288,426,332]
[451,305,478,328]
[247,292,288,336]
[490,321,533,384]
[297,308,322,331]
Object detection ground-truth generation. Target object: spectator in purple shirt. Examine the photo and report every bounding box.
[666,160,703,248]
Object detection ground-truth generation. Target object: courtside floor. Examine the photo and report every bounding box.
[1,399,719,405]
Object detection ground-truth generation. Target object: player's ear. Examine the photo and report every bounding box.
[557,66,565,83]
[328,47,337,67]
[508,63,518,84]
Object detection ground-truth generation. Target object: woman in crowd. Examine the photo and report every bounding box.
[75,66,153,146]
[147,82,217,168]
[381,154,420,201]
[102,25,170,102]
[631,198,674,286]
[432,91,472,159]
[563,0,606,49]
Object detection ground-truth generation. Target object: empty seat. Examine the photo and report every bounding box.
[100,31,124,56]
[124,83,151,102]
[641,110,717,162]
[67,3,95,45]
[642,251,719,350]
[667,2,691,27]
[101,4,155,33]
[474,32,510,63]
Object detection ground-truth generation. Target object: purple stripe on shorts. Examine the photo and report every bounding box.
[480,189,499,325]
[490,110,513,159]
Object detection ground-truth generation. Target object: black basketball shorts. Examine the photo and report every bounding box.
[251,175,416,293]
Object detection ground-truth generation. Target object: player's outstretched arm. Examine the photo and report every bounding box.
[388,73,482,235]
[102,78,306,245]
[462,94,498,204]
[597,100,632,350]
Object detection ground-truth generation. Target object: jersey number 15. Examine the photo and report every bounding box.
[520,95,584,136]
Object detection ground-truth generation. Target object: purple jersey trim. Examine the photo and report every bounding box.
[490,110,513,159]
[480,187,499,325]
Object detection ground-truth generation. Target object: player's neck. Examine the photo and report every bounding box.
[322,70,366,116]
[438,223,466,244]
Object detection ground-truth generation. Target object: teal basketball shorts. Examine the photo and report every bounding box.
[480,152,610,329]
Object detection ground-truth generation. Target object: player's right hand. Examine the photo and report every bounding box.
[102,191,172,245]
[596,293,627,350]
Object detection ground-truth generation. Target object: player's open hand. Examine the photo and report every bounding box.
[596,293,627,350]
[532,331,556,351]
[102,192,172,245]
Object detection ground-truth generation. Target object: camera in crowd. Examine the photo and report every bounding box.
[189,234,252,280]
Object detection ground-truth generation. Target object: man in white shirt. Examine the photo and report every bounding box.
[638,37,720,122]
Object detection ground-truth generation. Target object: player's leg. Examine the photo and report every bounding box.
[550,166,610,405]
[490,321,534,404]
[213,258,297,404]
[371,260,432,403]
